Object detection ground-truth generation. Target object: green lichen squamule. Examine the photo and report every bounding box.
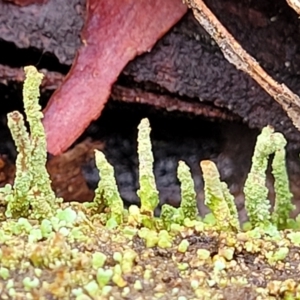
[200,160,240,231]
[93,150,124,224]
[137,118,159,217]
[244,126,292,228]
[161,204,183,230]
[3,66,61,220]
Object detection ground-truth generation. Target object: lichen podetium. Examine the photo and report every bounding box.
[200,160,240,232]
[177,160,198,221]
[244,126,293,229]
[271,145,294,229]
[93,150,124,225]
[161,160,198,229]
[3,66,61,220]
[137,118,160,218]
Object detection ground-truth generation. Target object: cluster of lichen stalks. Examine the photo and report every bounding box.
[0,66,300,299]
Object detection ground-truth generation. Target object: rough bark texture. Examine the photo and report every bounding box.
[0,0,84,65]
[124,6,300,149]
[185,0,300,135]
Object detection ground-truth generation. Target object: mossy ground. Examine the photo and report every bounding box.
[0,202,299,300]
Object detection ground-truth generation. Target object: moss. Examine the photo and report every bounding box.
[0,66,300,299]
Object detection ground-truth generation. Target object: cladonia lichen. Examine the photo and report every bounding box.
[244,126,293,229]
[0,66,295,234]
[93,150,124,225]
[136,118,160,217]
[271,145,294,229]
[177,160,198,221]
[161,161,198,229]
[0,65,299,298]
[1,66,61,220]
[200,160,240,232]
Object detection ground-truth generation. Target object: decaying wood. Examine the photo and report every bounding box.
[111,86,239,122]
[4,0,47,5]
[185,0,300,133]
[0,65,239,122]
[286,0,300,15]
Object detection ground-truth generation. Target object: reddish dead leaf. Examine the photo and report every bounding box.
[43,0,187,155]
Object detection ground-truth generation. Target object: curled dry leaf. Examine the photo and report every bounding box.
[43,0,187,155]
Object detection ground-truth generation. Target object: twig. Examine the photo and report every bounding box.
[184,0,300,132]
[286,0,300,15]
[111,86,240,122]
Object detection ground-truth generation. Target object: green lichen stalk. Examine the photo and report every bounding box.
[244,126,289,228]
[177,160,197,220]
[200,160,239,231]
[221,181,240,230]
[4,66,60,220]
[23,66,58,214]
[137,118,159,217]
[93,150,124,224]
[271,145,294,229]
[160,161,198,230]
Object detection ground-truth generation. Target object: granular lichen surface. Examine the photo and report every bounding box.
[0,205,300,299]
